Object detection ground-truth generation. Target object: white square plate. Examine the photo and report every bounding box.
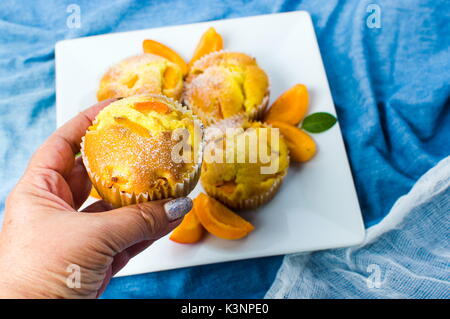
[55,11,365,277]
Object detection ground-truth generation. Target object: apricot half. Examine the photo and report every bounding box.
[264,84,309,125]
[188,27,223,69]
[195,193,254,240]
[268,120,316,162]
[143,39,188,76]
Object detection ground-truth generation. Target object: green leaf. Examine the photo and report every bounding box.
[301,112,337,133]
[75,152,81,158]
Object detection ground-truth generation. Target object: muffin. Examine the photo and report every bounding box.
[81,95,203,207]
[183,51,270,126]
[201,117,289,209]
[97,54,184,101]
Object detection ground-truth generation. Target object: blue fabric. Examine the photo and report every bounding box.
[266,156,450,299]
[0,0,448,298]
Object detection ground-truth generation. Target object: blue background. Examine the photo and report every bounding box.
[0,0,449,298]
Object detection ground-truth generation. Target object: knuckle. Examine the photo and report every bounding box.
[26,167,64,193]
[134,203,164,237]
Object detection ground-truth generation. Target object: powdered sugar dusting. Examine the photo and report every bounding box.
[183,51,270,125]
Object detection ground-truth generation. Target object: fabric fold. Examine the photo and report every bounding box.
[266,156,450,299]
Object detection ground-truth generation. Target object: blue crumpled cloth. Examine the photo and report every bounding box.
[0,0,449,298]
[266,156,450,299]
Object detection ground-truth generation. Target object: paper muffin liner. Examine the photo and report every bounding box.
[182,50,271,126]
[201,171,285,210]
[200,116,289,210]
[81,95,204,208]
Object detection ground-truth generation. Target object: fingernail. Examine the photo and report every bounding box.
[163,197,192,221]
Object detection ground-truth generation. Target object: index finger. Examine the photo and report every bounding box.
[27,98,117,178]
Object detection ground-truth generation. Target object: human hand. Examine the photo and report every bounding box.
[0,99,192,298]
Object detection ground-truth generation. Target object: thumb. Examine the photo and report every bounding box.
[92,197,192,253]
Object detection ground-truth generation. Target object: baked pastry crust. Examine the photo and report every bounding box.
[201,117,289,209]
[97,54,184,101]
[82,95,203,207]
[183,51,270,126]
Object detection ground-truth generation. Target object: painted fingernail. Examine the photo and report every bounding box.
[163,197,192,221]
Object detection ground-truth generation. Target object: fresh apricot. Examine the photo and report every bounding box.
[142,39,188,75]
[195,193,254,240]
[188,27,223,68]
[264,84,309,125]
[170,202,205,244]
[268,120,316,162]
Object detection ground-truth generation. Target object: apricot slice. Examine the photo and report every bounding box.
[188,27,223,68]
[217,181,237,194]
[113,116,150,138]
[170,201,205,244]
[89,187,102,199]
[162,65,180,93]
[264,84,309,125]
[133,101,170,114]
[268,120,316,162]
[195,193,254,240]
[142,39,188,75]
[122,73,139,88]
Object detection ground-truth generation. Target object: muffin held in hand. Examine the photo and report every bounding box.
[201,117,289,210]
[183,51,270,126]
[97,54,184,101]
[81,95,203,207]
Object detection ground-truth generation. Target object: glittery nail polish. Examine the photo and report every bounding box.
[163,197,193,221]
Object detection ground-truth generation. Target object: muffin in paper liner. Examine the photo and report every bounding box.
[81,94,204,208]
[182,50,270,126]
[200,116,289,210]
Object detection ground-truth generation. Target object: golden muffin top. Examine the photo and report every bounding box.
[83,95,201,194]
[183,51,269,125]
[201,119,289,201]
[97,54,184,101]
